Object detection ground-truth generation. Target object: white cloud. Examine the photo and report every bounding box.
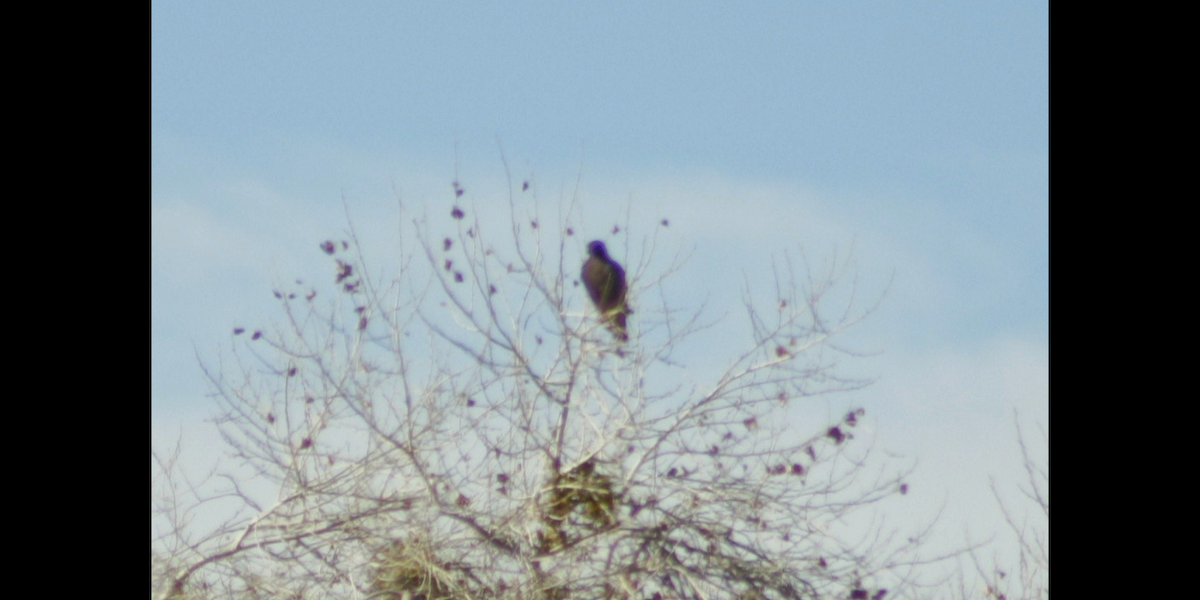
[857,334,1048,568]
[151,199,258,272]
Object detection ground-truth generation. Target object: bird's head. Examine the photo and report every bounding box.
[587,240,611,259]
[587,240,609,259]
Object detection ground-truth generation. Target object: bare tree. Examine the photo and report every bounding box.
[952,413,1048,600]
[152,171,934,599]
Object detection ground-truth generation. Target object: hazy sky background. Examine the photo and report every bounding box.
[152,0,1048,581]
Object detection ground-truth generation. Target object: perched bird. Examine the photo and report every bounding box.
[581,240,631,341]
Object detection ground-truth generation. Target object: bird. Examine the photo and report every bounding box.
[581,240,631,341]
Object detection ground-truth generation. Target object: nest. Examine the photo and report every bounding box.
[539,459,619,553]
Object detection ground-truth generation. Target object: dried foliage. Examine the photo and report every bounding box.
[152,170,933,599]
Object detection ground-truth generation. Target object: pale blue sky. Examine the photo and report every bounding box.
[152,1,1048,581]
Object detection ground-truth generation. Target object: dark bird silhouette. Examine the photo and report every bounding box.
[581,240,631,341]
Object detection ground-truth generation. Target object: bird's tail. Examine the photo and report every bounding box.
[607,308,629,342]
